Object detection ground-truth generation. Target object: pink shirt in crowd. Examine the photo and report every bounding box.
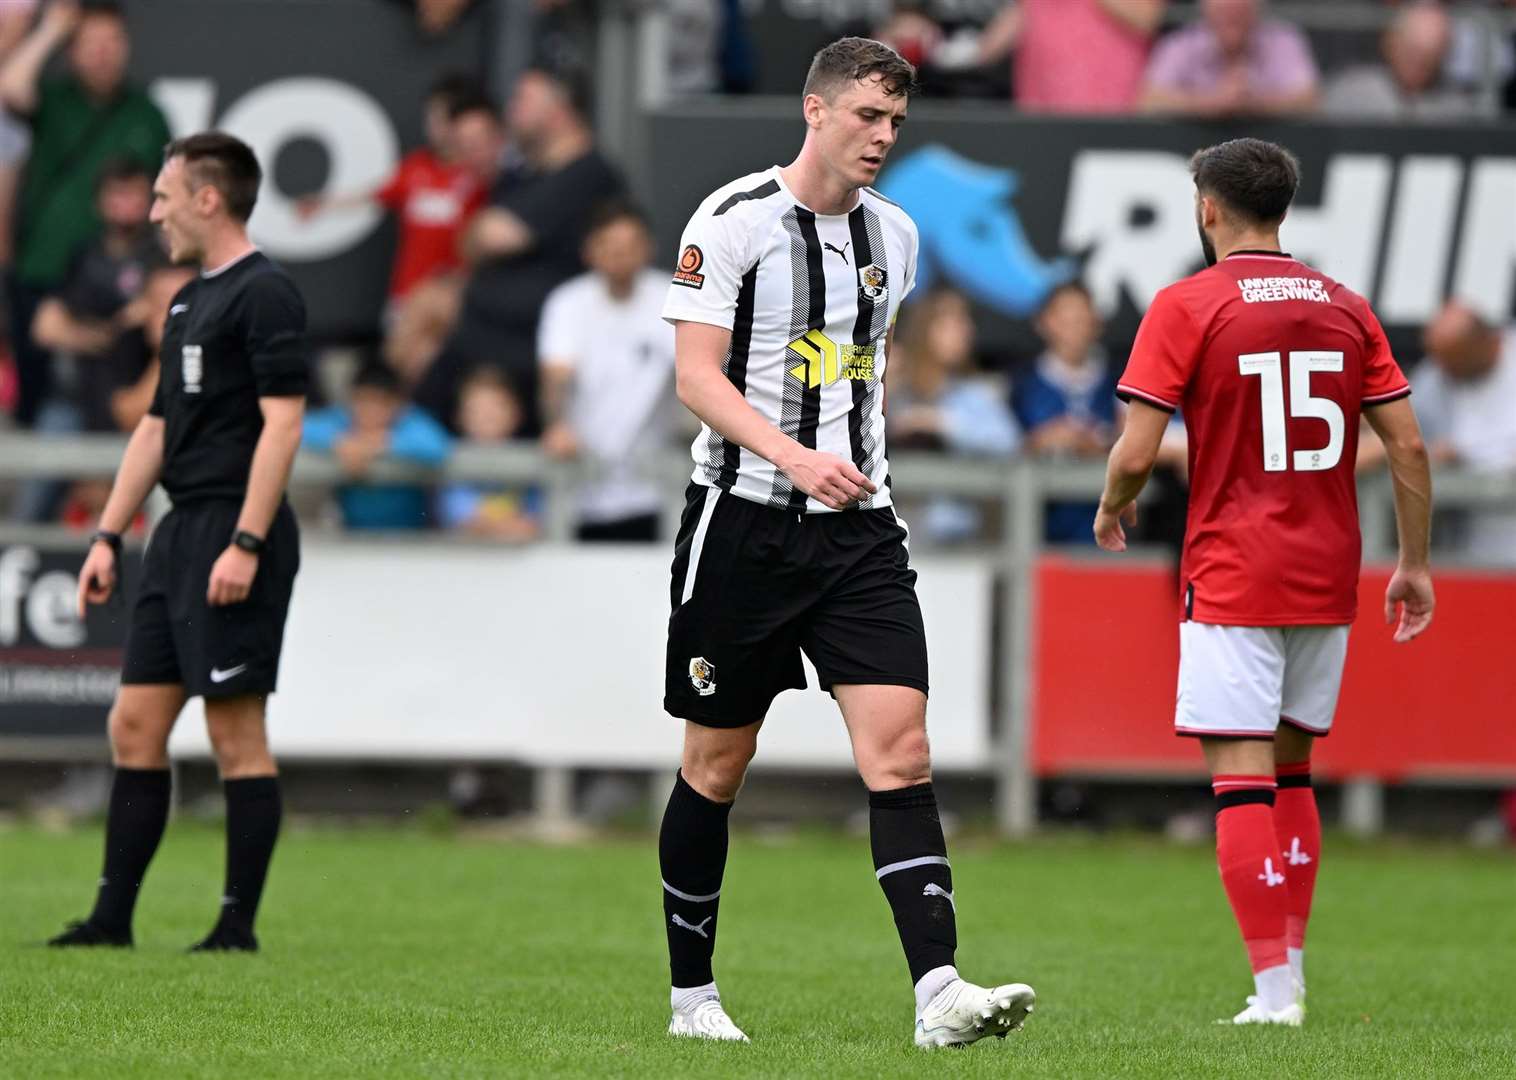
[1014,0,1155,113]
[1143,19,1318,97]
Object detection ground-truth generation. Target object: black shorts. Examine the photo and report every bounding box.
[664,483,929,728]
[121,500,300,699]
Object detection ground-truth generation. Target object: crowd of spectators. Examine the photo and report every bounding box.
[0,0,1511,568]
[861,0,1516,118]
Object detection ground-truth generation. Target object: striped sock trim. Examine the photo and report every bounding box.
[1276,761,1312,788]
[662,879,721,903]
[1213,775,1277,811]
[875,855,950,880]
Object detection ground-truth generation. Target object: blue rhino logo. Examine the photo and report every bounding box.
[879,145,1074,317]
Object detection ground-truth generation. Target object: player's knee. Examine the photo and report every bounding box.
[108,702,170,766]
[862,726,931,789]
[682,741,755,803]
[205,704,272,775]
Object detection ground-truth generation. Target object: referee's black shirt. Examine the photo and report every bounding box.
[150,250,309,505]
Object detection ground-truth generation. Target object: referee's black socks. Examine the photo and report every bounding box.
[88,766,172,935]
[870,782,958,987]
[217,776,283,935]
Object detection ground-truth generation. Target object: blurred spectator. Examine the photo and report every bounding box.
[0,2,37,274]
[303,362,453,530]
[402,0,478,36]
[1140,0,1319,118]
[414,65,625,436]
[1410,301,1516,565]
[0,0,170,426]
[875,1,945,71]
[379,96,508,388]
[54,262,193,529]
[1324,2,1487,119]
[10,157,162,521]
[537,203,674,543]
[1013,281,1119,544]
[977,0,1167,113]
[299,75,491,318]
[889,286,1021,544]
[439,367,540,542]
[667,0,722,96]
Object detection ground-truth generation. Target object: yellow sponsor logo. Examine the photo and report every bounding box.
[787,329,875,389]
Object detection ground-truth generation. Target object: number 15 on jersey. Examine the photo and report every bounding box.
[1238,350,1344,473]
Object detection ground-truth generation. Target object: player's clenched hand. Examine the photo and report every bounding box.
[1093,501,1138,552]
[77,541,117,616]
[777,447,876,511]
[207,546,259,607]
[1384,564,1434,643]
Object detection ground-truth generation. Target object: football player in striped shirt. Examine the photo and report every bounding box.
[654,37,1035,1048]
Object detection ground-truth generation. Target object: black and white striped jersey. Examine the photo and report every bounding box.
[662,166,919,513]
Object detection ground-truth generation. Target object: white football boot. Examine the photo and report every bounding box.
[668,997,750,1042]
[1223,995,1305,1026]
[914,979,1036,1048]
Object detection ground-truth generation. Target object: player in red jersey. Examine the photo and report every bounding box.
[1094,138,1435,1025]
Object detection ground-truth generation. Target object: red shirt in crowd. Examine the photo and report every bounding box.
[374,149,485,301]
[1117,251,1411,626]
[1014,0,1155,113]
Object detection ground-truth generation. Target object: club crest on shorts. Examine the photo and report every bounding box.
[688,656,717,696]
[858,263,888,303]
[182,344,203,394]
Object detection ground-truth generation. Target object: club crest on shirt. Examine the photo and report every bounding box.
[858,263,887,303]
[672,244,705,290]
[688,656,717,696]
[181,344,203,394]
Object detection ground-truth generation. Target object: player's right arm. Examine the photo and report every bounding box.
[0,0,77,115]
[665,190,874,511]
[1364,397,1434,643]
[77,413,165,614]
[674,322,874,511]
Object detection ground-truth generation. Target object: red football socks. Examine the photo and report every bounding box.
[1273,760,1320,952]
[1212,775,1289,974]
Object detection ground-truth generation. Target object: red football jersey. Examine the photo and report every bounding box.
[1117,251,1410,626]
[374,149,485,300]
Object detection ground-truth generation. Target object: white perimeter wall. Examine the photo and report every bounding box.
[169,543,995,771]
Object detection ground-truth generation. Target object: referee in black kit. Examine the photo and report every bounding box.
[51,133,308,952]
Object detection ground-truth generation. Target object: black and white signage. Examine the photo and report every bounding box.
[0,543,141,739]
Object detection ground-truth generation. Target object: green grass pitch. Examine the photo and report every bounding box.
[2,821,1512,1078]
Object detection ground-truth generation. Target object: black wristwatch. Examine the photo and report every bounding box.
[90,530,123,559]
[232,530,265,555]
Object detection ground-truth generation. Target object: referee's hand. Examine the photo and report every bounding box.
[77,542,117,616]
[208,546,259,606]
[778,448,877,511]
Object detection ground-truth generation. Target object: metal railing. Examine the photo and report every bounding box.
[2,432,1514,833]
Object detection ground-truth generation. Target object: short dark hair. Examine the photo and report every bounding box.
[803,37,918,101]
[428,72,487,111]
[524,64,592,119]
[585,199,649,238]
[1037,279,1094,319]
[1189,138,1300,226]
[448,93,500,124]
[95,154,151,192]
[164,132,262,223]
[80,1,126,21]
[351,361,402,396]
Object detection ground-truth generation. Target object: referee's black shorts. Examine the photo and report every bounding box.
[121,500,300,700]
[664,482,929,728]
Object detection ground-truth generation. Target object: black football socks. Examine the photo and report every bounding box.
[659,771,732,990]
[84,766,172,940]
[870,782,958,988]
[209,775,283,943]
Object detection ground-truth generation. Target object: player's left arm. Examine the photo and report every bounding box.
[209,275,311,607]
[208,394,304,607]
[1094,399,1168,551]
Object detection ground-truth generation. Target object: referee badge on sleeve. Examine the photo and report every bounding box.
[688,656,717,696]
[182,344,203,394]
